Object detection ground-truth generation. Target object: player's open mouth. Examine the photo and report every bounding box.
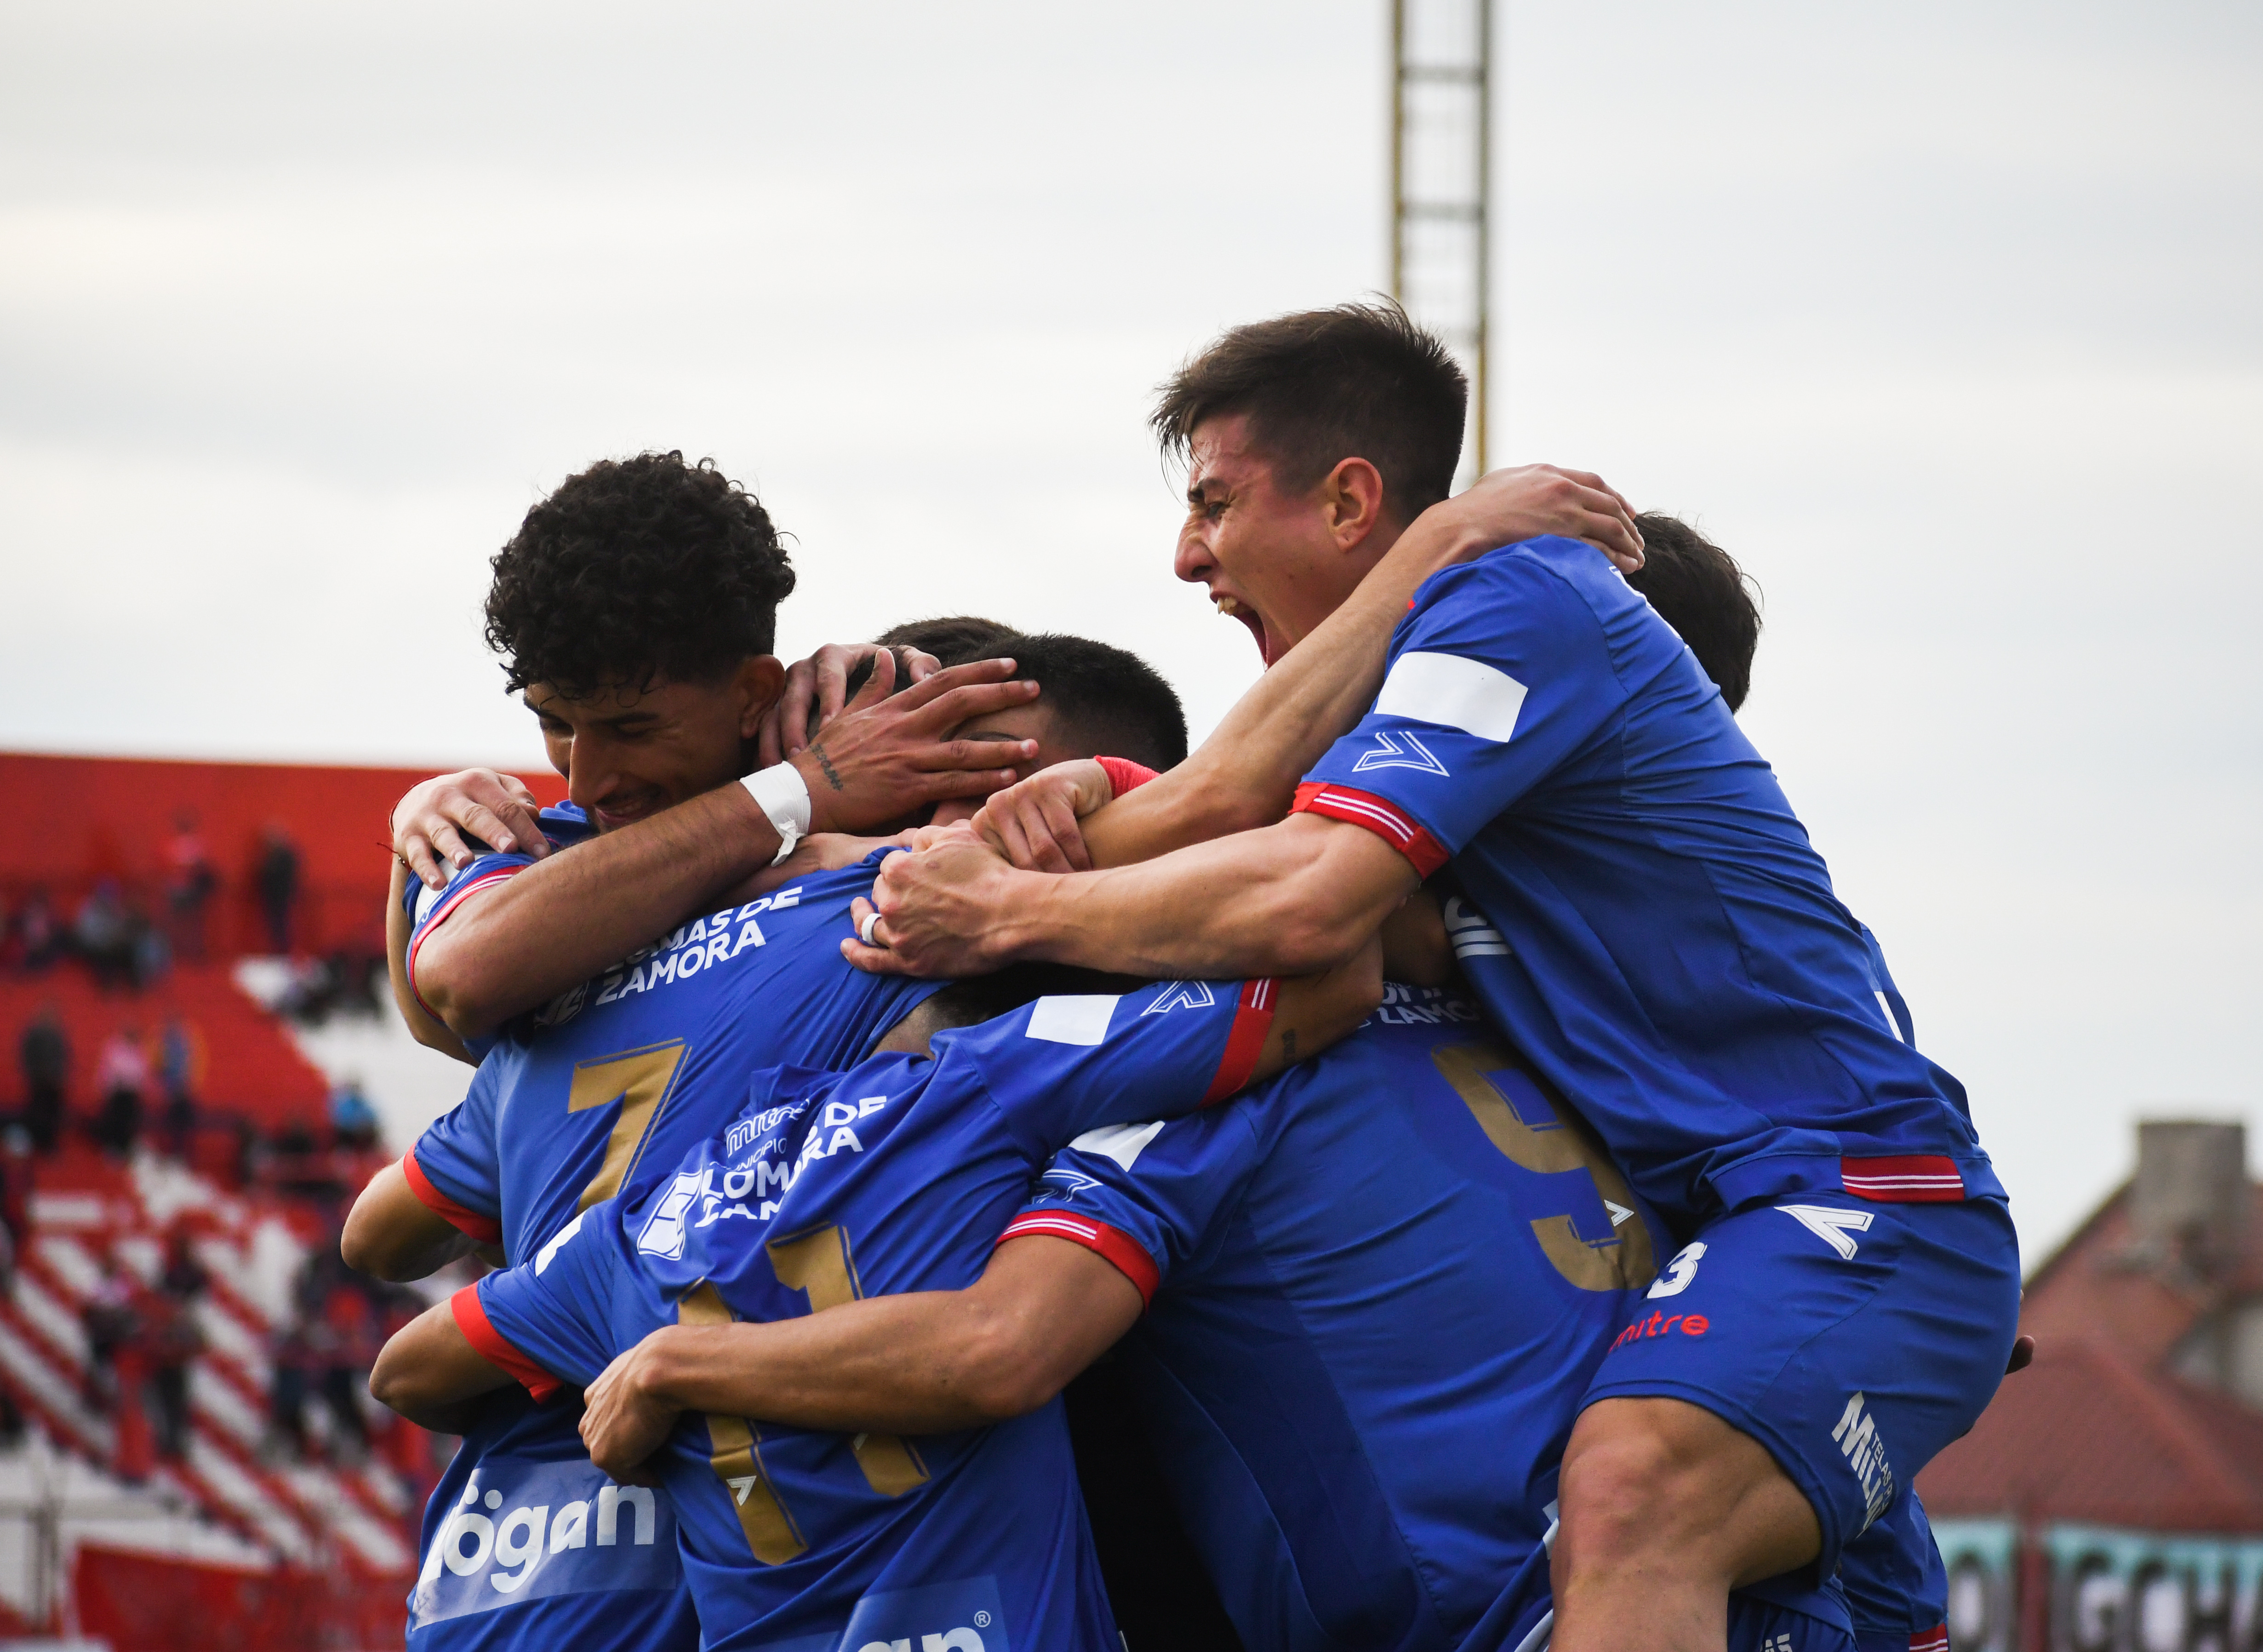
[1213,593,1281,667]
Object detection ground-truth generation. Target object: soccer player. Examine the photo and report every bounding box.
[845,306,2019,1652]
[369,955,1381,1652]
[554,982,1855,1652]
[344,452,1182,1649]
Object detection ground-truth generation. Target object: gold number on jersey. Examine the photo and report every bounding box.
[767,1225,931,1496]
[1432,1042,1658,1292]
[569,1040,689,1210]
[676,1283,809,1563]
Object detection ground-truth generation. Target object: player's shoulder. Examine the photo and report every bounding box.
[1407,536,1631,647]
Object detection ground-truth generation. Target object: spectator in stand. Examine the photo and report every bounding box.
[268,1244,377,1462]
[14,888,62,973]
[74,880,135,991]
[157,1019,199,1161]
[162,812,217,962]
[17,1006,68,1154]
[313,1270,377,1462]
[329,1078,378,1148]
[92,1027,149,1159]
[81,1249,140,1411]
[0,1131,30,1291]
[146,1226,209,1462]
[129,915,169,992]
[255,825,301,956]
[264,1310,315,1463]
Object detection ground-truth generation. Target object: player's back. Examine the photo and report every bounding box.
[1301,537,1998,1225]
[1012,986,1852,1652]
[405,839,942,1646]
[480,978,1270,1651]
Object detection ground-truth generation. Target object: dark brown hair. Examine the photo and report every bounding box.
[1152,302,1468,521]
[1625,514,1763,712]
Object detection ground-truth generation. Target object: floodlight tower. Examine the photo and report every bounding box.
[1390,0,1491,488]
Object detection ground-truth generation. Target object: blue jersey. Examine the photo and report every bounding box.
[468,977,1280,1652]
[400,823,945,1649]
[1298,538,2000,1225]
[1006,985,1853,1652]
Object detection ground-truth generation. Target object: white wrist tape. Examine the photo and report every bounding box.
[742,762,813,866]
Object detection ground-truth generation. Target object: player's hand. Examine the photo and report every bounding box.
[968,760,1112,874]
[389,769,548,891]
[580,1334,684,1488]
[1421,464,1646,572]
[756,642,944,767]
[843,828,1032,977]
[787,655,1040,835]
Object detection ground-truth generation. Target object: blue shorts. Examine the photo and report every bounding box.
[1840,1491,1949,1652]
[1580,1194,2019,1582]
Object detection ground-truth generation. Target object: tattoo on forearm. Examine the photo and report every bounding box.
[1281,1028,1297,1060]
[809,741,846,793]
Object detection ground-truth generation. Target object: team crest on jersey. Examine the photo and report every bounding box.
[1143,981,1216,1015]
[1351,729,1451,777]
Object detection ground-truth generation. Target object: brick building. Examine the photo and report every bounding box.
[1920,1121,2263,1652]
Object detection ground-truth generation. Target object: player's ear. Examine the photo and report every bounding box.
[735,655,788,739]
[1323,457,1387,551]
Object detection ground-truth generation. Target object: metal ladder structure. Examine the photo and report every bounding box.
[1390,0,1493,490]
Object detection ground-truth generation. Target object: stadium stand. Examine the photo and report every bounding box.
[0,749,563,1646]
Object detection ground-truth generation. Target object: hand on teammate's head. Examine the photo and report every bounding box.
[390,769,548,891]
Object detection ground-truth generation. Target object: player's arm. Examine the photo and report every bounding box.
[369,1297,520,1435]
[851,810,1417,982]
[992,465,1642,873]
[580,1235,1140,1476]
[411,659,1040,1040]
[386,858,474,1064]
[341,1158,475,1281]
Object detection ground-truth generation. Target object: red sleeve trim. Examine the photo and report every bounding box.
[997,1212,1160,1307]
[404,1149,504,1245]
[405,866,521,1021]
[450,1286,561,1402]
[1096,756,1159,797]
[1202,977,1276,1104]
[1909,1629,1948,1652]
[1840,1155,1966,1204]
[1290,782,1450,878]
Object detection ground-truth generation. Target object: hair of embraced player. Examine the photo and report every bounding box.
[484,451,795,697]
[1152,301,1469,524]
[874,615,1022,667]
[987,632,1187,772]
[1623,514,1763,712]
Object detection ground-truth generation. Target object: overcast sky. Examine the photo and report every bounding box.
[3,0,2256,1259]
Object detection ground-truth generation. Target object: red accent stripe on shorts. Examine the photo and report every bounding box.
[1096,756,1160,797]
[404,1148,504,1245]
[1840,1155,1966,1204]
[1909,1627,1948,1652]
[1291,782,1450,878]
[450,1286,561,1402]
[997,1212,1160,1306]
[1203,977,1277,1104]
[405,865,521,1020]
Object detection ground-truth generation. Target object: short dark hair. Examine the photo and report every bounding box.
[973,632,1188,771]
[1152,302,1468,521]
[484,451,795,697]
[874,615,1023,667]
[1625,514,1762,712]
